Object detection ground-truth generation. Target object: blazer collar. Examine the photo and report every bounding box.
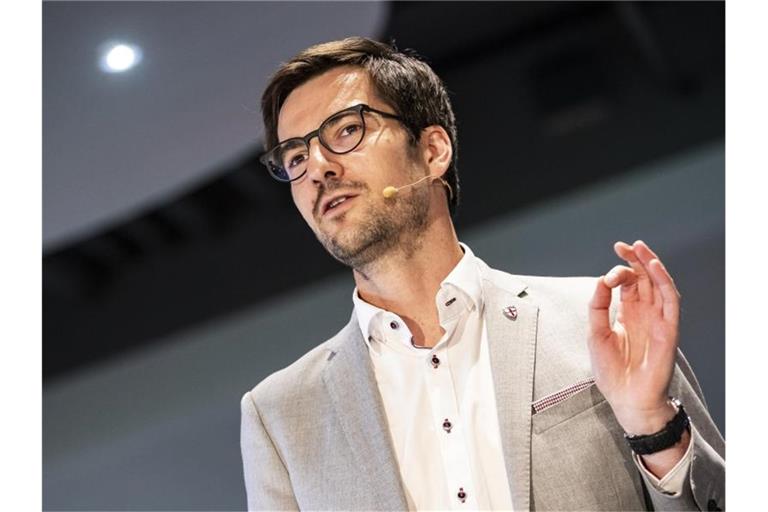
[322,316,409,510]
[478,260,538,511]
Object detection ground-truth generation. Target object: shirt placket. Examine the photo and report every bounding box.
[426,342,478,509]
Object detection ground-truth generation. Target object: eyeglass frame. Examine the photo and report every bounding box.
[259,103,404,183]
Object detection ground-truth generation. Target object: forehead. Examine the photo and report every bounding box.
[277,66,376,141]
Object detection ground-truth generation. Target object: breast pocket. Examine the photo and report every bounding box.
[532,380,607,434]
[530,382,645,510]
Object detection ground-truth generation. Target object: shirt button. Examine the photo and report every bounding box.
[431,355,440,368]
[442,419,452,433]
[457,487,467,503]
[389,321,399,330]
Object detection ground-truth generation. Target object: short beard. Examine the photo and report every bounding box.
[316,180,430,271]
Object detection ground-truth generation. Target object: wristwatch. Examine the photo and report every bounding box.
[624,397,690,455]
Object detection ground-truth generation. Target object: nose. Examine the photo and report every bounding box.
[305,138,342,186]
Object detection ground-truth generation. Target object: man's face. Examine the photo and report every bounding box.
[277,66,430,269]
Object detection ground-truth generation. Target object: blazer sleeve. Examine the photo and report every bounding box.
[240,391,300,511]
[638,349,725,511]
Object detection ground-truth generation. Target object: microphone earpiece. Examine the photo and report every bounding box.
[382,186,398,199]
[382,176,453,201]
[382,175,432,199]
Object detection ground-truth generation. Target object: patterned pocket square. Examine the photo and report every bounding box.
[531,377,596,414]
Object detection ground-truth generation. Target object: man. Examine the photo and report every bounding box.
[240,37,725,511]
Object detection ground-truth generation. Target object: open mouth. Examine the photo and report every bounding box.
[321,194,358,217]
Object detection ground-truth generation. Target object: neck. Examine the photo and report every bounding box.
[353,210,463,348]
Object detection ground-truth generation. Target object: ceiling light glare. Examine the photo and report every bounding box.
[99,42,142,73]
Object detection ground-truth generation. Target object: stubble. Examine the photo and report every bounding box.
[316,179,430,271]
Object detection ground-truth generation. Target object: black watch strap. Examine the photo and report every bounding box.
[624,398,690,455]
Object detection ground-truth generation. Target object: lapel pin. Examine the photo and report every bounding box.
[503,305,518,320]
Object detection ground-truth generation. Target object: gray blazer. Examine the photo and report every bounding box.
[241,260,725,511]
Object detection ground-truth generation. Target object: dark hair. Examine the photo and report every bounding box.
[261,37,460,214]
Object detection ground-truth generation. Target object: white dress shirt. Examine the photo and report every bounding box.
[353,243,692,510]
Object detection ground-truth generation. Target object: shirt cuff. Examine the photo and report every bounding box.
[632,431,694,496]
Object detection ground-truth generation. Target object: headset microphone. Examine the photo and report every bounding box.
[382,175,453,200]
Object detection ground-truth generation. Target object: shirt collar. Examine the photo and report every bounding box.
[352,242,483,346]
[352,287,381,348]
[440,242,482,314]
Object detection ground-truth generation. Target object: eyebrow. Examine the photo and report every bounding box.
[279,105,355,143]
[280,138,306,150]
[323,114,346,129]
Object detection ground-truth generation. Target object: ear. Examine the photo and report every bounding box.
[420,125,453,178]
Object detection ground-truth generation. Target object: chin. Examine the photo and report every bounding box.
[316,190,428,268]
[318,224,386,269]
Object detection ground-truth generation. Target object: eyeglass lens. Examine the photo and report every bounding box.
[267,108,366,182]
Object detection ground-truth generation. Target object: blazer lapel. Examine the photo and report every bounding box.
[322,316,408,510]
[480,265,539,511]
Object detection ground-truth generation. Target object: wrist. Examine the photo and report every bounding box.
[623,398,690,456]
[613,399,678,436]
[637,427,691,480]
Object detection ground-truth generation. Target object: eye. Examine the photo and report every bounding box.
[287,153,307,170]
[324,112,363,142]
[339,122,362,137]
[279,144,308,172]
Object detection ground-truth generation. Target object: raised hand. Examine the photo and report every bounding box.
[588,240,681,436]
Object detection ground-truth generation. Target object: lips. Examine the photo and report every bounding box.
[320,193,359,216]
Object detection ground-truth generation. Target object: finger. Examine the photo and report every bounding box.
[631,241,661,306]
[633,239,660,261]
[614,241,652,301]
[653,282,663,312]
[604,265,640,303]
[632,240,664,286]
[589,276,614,341]
[648,258,680,324]
[634,240,678,308]
[633,240,667,309]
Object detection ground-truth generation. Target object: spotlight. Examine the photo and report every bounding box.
[99,42,142,73]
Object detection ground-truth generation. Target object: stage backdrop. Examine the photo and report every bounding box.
[44,142,724,510]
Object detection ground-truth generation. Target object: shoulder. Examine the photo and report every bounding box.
[490,271,603,344]
[478,258,610,309]
[480,262,618,395]
[242,318,356,413]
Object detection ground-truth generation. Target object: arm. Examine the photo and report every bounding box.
[634,349,725,511]
[240,391,300,511]
[588,241,725,510]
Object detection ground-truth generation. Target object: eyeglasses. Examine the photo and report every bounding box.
[260,103,403,183]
